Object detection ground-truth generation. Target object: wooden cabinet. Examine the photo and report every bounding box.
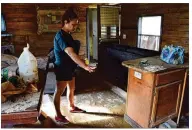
[124,68,185,128]
[122,56,188,128]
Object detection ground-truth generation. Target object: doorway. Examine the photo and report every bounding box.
[86,8,98,62]
[86,5,121,63]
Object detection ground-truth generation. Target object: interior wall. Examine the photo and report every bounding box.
[120,3,189,53]
[2,3,189,56]
[2,3,90,57]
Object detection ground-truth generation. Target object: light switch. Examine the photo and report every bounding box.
[123,34,126,39]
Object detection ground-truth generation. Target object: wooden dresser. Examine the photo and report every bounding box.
[122,56,188,128]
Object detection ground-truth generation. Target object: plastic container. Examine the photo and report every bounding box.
[17,44,39,84]
[1,68,16,81]
[84,58,89,65]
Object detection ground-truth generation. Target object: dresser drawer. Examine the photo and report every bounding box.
[156,69,185,86]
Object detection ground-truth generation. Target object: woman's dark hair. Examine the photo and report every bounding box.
[61,7,78,26]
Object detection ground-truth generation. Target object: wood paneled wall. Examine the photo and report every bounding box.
[120,3,189,53]
[2,3,189,56]
[2,3,89,57]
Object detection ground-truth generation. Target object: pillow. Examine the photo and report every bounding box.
[1,54,18,66]
[1,61,10,69]
[1,64,18,75]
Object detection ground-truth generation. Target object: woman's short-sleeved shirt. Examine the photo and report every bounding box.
[53,29,77,68]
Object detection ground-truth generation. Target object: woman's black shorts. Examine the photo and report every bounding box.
[54,64,76,81]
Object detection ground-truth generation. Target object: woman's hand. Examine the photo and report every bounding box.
[65,47,97,73]
[84,65,96,73]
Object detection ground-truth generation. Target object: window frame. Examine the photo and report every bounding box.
[137,14,164,51]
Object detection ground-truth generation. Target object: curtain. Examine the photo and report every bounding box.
[100,7,119,39]
[138,35,160,51]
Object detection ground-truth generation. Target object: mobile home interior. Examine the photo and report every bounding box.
[1,3,189,128]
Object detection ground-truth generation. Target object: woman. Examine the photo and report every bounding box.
[53,8,95,123]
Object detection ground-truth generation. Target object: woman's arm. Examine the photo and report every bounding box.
[65,47,95,72]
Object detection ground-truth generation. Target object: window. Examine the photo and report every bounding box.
[1,13,6,32]
[100,7,120,39]
[137,16,162,51]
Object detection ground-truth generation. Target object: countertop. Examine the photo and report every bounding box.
[122,56,189,73]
